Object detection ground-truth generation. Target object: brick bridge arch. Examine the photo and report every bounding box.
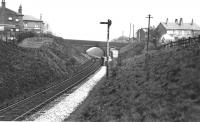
[66,39,127,56]
[73,45,119,57]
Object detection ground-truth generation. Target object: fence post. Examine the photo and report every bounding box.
[198,35,200,42]
[182,39,185,47]
[177,39,180,47]
[184,38,187,47]
[170,41,173,47]
[188,37,191,46]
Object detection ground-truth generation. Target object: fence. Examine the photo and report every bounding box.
[158,35,200,49]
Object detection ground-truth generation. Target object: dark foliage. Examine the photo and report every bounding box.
[68,46,200,122]
[0,37,89,105]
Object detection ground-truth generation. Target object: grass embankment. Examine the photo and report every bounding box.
[67,42,200,122]
[0,37,90,105]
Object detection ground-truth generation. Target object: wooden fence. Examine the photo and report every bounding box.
[158,35,200,49]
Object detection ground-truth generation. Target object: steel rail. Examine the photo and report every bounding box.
[0,59,94,113]
[14,61,101,121]
[0,59,101,121]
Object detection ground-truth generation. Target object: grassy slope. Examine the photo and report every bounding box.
[0,37,90,104]
[67,43,200,122]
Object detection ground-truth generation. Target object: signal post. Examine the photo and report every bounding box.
[100,19,112,77]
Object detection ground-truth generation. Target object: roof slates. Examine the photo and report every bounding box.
[161,22,200,31]
[23,15,42,22]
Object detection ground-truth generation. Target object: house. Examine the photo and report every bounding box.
[23,14,44,33]
[0,0,23,41]
[156,18,200,41]
[0,0,46,42]
[136,28,148,41]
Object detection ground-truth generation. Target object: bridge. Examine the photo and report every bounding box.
[65,39,128,55]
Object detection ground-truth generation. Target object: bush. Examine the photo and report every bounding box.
[110,67,118,77]
[133,41,145,55]
[0,37,88,104]
[66,58,76,67]
[16,32,37,43]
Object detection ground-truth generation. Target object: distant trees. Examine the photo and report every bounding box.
[111,36,130,43]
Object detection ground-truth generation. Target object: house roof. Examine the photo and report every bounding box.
[160,22,200,31]
[0,7,23,24]
[0,7,23,16]
[23,15,42,22]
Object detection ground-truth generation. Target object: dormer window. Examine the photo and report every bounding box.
[15,19,19,22]
[8,17,13,21]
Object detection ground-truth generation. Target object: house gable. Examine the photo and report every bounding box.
[156,23,167,35]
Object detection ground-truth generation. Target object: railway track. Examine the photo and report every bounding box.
[0,58,101,121]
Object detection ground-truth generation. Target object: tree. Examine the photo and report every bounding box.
[149,27,162,48]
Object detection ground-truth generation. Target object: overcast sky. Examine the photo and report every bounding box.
[5,0,200,41]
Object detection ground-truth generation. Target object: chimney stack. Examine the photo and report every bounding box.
[1,0,5,8]
[166,18,168,24]
[40,13,42,20]
[191,19,194,25]
[179,18,183,25]
[175,19,178,24]
[18,4,22,14]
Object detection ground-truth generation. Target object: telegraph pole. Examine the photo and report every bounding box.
[40,13,43,41]
[146,14,153,54]
[129,23,132,40]
[122,31,124,41]
[100,19,112,77]
[132,24,134,38]
[132,24,134,43]
[145,14,153,81]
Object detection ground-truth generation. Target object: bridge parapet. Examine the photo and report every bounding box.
[67,39,128,55]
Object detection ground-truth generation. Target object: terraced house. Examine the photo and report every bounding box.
[0,0,44,41]
[157,18,200,40]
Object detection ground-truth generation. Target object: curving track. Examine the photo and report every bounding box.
[0,59,101,121]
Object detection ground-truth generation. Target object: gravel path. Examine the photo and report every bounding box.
[26,66,106,122]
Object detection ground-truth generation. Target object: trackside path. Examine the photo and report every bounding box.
[27,66,106,122]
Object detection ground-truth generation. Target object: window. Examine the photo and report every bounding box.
[0,26,4,31]
[167,30,173,34]
[15,19,19,22]
[24,24,28,27]
[179,31,182,35]
[16,29,19,32]
[35,25,39,28]
[8,17,13,21]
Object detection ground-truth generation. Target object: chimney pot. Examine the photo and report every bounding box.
[175,19,178,24]
[166,18,168,24]
[18,4,22,14]
[191,19,194,25]
[1,0,5,8]
[40,14,42,20]
[179,18,183,25]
